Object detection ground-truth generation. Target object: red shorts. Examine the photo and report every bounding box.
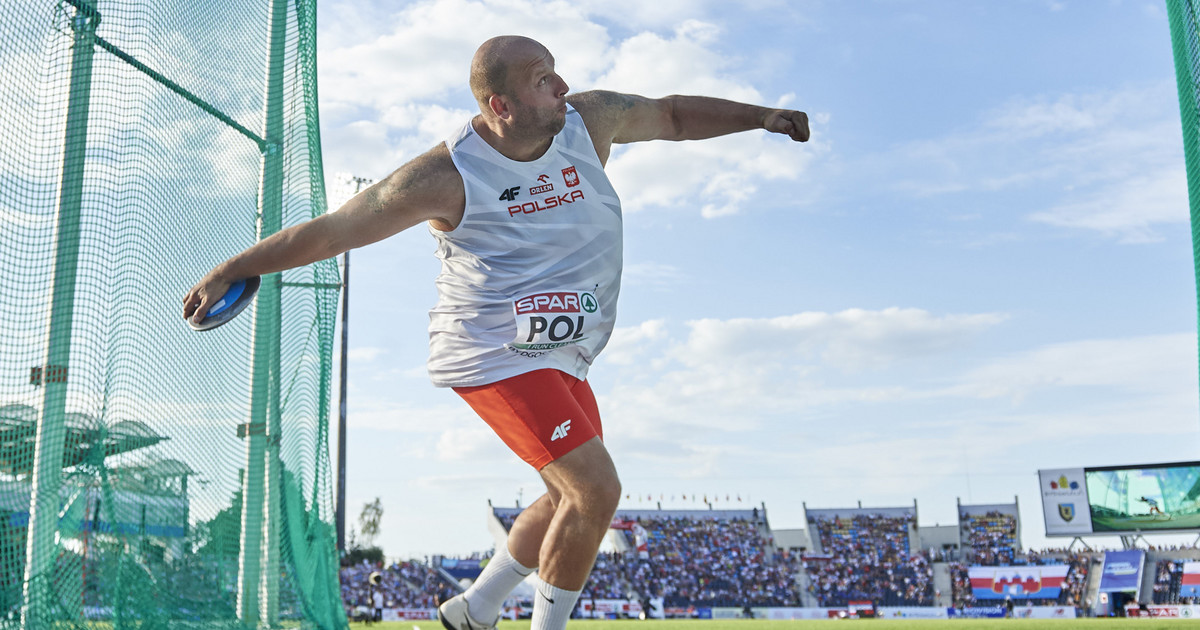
[453,369,603,470]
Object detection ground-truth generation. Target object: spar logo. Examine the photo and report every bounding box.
[511,291,599,351]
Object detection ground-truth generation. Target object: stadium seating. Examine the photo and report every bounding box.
[803,512,934,607]
[495,509,802,608]
[339,559,458,615]
[960,510,1018,566]
[1153,558,1186,604]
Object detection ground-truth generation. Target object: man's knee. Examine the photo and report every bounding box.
[573,472,621,515]
[540,438,620,516]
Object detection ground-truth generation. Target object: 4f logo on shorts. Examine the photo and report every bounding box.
[550,420,571,442]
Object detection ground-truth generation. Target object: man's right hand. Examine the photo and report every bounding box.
[183,270,231,326]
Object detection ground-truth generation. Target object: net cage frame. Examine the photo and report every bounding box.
[0,0,345,627]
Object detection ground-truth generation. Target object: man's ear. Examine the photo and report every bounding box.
[488,93,510,119]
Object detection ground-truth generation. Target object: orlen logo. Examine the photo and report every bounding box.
[530,174,553,195]
[508,189,584,216]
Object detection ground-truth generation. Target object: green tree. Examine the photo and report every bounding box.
[358,498,383,549]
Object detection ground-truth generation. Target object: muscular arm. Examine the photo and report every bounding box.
[568,90,809,165]
[183,143,463,323]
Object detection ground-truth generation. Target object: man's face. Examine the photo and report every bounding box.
[506,48,569,137]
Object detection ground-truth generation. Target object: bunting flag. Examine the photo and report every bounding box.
[1181,562,1200,597]
[968,565,1069,600]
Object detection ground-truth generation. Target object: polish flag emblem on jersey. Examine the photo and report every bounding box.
[562,166,579,187]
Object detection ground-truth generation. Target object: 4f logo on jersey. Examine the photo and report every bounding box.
[550,420,571,442]
[498,186,520,202]
[562,166,580,187]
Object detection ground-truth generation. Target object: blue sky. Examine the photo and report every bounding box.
[317,0,1200,558]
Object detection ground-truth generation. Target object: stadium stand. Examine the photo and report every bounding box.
[1150,549,1200,606]
[341,501,1200,618]
[803,508,934,607]
[340,559,458,617]
[960,509,1019,566]
[493,507,802,608]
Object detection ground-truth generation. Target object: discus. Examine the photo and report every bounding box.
[188,276,261,331]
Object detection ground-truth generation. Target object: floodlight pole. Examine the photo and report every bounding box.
[237,0,287,624]
[22,2,99,627]
[336,175,370,554]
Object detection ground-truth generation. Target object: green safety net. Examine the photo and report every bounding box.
[0,0,345,628]
[1168,0,1200,430]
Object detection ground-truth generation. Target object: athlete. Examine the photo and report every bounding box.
[183,35,809,630]
[1137,496,1164,516]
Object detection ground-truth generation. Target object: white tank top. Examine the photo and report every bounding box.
[427,106,623,387]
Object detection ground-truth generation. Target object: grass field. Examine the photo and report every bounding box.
[347,620,1192,630]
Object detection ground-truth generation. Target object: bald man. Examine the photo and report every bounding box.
[183,35,809,630]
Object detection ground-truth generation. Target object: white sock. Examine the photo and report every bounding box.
[531,577,581,630]
[463,544,534,621]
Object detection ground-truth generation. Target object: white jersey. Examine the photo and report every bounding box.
[427,106,623,387]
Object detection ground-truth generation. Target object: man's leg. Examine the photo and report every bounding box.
[531,437,621,630]
[451,494,555,626]
[445,371,615,630]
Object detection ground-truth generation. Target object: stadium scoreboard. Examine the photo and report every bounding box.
[1039,461,1200,536]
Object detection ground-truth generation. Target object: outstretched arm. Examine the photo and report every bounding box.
[182,143,463,324]
[568,90,809,165]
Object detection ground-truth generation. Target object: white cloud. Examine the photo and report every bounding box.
[435,424,509,463]
[348,346,387,362]
[594,308,1008,449]
[318,0,819,216]
[863,81,1186,242]
[602,319,669,365]
[948,332,1196,403]
[676,307,1007,372]
[1028,168,1187,243]
[319,0,613,117]
[592,22,755,99]
[622,261,687,288]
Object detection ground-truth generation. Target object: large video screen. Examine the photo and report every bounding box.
[1085,462,1200,533]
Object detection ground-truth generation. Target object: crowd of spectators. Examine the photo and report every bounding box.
[343,509,1200,616]
[340,559,458,617]
[629,516,801,607]
[1152,558,1194,604]
[960,511,1018,565]
[497,511,802,608]
[804,513,933,607]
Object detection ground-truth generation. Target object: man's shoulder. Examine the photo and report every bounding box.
[408,142,457,176]
[568,90,636,123]
[397,142,463,195]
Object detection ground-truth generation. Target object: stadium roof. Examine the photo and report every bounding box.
[0,404,167,475]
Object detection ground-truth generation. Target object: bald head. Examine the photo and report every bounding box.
[470,35,549,110]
